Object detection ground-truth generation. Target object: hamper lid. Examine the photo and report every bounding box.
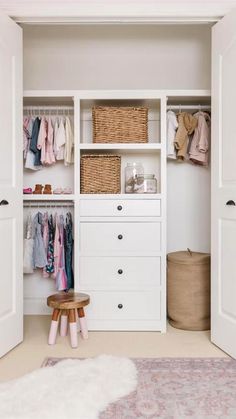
[167,250,210,265]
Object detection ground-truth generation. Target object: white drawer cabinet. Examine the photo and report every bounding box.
[79,256,161,289]
[80,199,161,217]
[84,291,161,321]
[80,222,161,255]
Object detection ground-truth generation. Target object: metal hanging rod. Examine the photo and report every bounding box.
[167,105,211,110]
[23,106,74,110]
[23,202,74,208]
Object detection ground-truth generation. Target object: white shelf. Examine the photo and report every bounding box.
[79,143,162,150]
[23,194,75,201]
[79,193,162,200]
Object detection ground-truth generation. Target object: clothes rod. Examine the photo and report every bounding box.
[23,106,74,110]
[167,105,211,110]
[23,202,74,208]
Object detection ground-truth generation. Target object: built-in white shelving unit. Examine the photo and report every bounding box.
[22,89,210,332]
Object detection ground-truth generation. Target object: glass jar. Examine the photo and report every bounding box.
[141,174,158,193]
[125,162,144,193]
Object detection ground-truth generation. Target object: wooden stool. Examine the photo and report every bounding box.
[47,292,90,348]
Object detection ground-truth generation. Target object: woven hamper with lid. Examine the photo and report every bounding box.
[167,250,210,331]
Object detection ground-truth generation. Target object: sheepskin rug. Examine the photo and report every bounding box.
[0,355,137,419]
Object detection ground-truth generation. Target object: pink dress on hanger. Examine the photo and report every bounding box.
[45,117,56,165]
[52,214,60,279]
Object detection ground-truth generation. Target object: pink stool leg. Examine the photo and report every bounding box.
[69,309,78,348]
[60,310,68,337]
[48,309,60,345]
[78,308,88,340]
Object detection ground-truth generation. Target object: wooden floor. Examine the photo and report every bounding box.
[0,316,227,382]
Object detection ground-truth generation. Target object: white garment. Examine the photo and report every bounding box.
[167,110,178,159]
[23,213,34,274]
[54,118,66,161]
[64,116,74,166]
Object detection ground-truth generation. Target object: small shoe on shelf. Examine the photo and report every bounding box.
[43,184,52,194]
[53,187,63,194]
[33,184,43,194]
[23,187,32,194]
[63,188,72,194]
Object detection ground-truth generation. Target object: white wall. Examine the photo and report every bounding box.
[23,24,211,90]
[23,24,211,254]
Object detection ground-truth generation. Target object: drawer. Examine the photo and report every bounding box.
[84,291,161,320]
[80,222,161,255]
[80,199,161,217]
[79,257,161,289]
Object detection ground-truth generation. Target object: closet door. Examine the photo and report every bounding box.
[211,9,236,358]
[0,13,23,357]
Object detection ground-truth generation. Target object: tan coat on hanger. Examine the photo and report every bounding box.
[174,112,198,160]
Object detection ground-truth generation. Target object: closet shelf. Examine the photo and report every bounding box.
[79,193,162,200]
[79,143,162,151]
[23,195,75,201]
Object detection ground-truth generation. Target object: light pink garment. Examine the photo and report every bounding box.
[45,117,56,165]
[52,214,60,279]
[37,117,48,165]
[189,112,211,166]
[42,212,49,278]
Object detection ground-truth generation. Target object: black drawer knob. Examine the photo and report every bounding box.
[118,269,123,275]
[118,304,123,309]
[226,200,236,206]
[118,234,123,240]
[117,205,123,211]
[0,199,9,206]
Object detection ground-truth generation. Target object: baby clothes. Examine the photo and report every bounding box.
[189,112,211,166]
[56,215,68,291]
[37,116,48,165]
[65,212,74,289]
[52,214,60,279]
[23,213,34,274]
[45,117,56,165]
[46,214,54,274]
[167,111,178,159]
[42,212,49,278]
[33,212,48,269]
[64,117,74,166]
[54,118,66,161]
[174,112,198,161]
[30,117,42,167]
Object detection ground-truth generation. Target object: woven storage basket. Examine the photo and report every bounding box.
[80,154,121,194]
[92,106,148,143]
[167,250,210,331]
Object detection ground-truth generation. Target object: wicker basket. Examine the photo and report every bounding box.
[92,106,148,143]
[80,154,121,194]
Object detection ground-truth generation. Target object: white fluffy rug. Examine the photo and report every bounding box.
[0,355,137,419]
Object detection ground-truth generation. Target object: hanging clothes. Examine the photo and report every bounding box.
[54,118,66,161]
[167,110,178,160]
[45,117,56,165]
[33,212,48,269]
[23,117,30,159]
[189,111,211,166]
[46,214,55,274]
[52,213,60,279]
[64,116,74,166]
[23,213,34,274]
[25,117,42,171]
[65,212,74,289]
[56,215,68,291]
[42,212,49,278]
[29,117,42,167]
[174,112,198,161]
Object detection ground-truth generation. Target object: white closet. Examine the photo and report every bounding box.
[1,6,236,357]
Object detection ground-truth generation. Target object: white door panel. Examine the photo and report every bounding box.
[0,12,22,358]
[211,8,236,358]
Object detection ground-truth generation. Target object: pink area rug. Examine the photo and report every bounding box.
[43,357,236,418]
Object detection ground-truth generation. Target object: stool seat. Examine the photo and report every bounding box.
[47,292,90,310]
[47,292,90,348]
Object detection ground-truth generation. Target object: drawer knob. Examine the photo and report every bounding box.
[117,205,123,211]
[118,269,123,275]
[118,304,123,309]
[118,234,123,240]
